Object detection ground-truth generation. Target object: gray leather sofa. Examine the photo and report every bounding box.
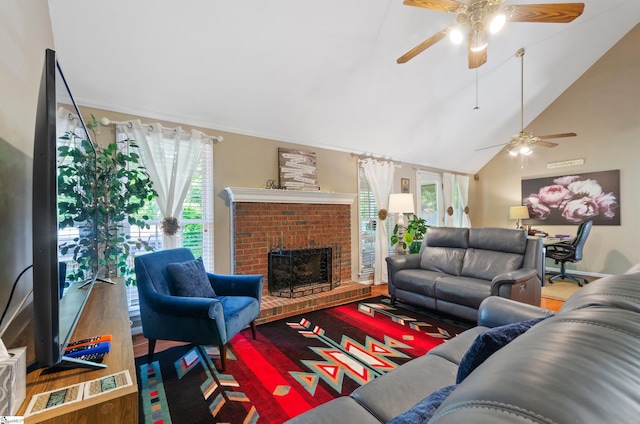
[386,227,543,321]
[286,265,640,423]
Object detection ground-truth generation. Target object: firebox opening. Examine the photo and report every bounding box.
[268,245,341,298]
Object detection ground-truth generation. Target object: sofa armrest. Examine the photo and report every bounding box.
[386,252,421,276]
[386,253,422,271]
[477,296,555,328]
[208,273,264,300]
[489,268,539,296]
[386,254,422,289]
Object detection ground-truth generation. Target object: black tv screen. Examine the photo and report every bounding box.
[31,49,100,369]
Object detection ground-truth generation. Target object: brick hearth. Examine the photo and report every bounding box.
[257,280,372,324]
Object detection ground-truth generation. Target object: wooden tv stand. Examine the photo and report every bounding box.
[17,280,138,423]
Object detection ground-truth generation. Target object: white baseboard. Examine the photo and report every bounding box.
[545,267,611,279]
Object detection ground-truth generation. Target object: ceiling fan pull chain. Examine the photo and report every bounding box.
[517,47,525,133]
[474,68,480,111]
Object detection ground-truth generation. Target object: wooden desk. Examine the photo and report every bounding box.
[18,280,138,423]
[528,235,566,246]
[529,236,570,286]
[541,237,567,246]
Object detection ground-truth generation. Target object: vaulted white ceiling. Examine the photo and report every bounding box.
[48,0,640,174]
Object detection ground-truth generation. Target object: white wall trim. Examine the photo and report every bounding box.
[222,187,356,205]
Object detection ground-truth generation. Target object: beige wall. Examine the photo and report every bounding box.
[0,0,54,343]
[475,24,640,275]
[0,0,53,154]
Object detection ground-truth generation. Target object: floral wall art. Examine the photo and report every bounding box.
[521,170,620,225]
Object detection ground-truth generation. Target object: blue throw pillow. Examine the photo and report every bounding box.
[387,385,457,424]
[166,258,217,298]
[456,317,546,384]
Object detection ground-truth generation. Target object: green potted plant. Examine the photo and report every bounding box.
[390,214,428,254]
[58,116,157,284]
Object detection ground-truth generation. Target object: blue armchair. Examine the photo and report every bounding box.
[134,248,264,371]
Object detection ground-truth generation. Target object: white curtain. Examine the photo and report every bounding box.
[362,159,395,285]
[442,172,455,227]
[56,107,88,154]
[119,120,211,248]
[456,175,471,228]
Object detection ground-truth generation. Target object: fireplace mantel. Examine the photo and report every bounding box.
[223,187,356,205]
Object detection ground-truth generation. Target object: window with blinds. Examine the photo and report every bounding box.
[357,164,394,277]
[358,166,376,276]
[125,139,214,271]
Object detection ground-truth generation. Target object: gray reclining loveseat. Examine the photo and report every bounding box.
[386,227,543,322]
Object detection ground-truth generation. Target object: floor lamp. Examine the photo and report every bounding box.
[389,193,415,255]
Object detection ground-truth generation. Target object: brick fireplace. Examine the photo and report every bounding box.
[223,188,355,298]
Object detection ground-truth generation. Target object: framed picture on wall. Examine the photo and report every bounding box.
[278,148,319,191]
[401,178,410,193]
[521,169,620,225]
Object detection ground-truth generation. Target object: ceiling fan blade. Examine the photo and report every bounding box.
[468,44,487,69]
[538,132,577,139]
[508,3,585,23]
[534,140,559,148]
[403,0,464,13]
[397,30,448,64]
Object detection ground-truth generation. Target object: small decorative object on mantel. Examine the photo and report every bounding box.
[278,148,319,191]
[265,179,286,190]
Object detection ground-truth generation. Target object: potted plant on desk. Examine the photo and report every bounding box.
[390,214,428,254]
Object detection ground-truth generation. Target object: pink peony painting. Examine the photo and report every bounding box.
[521,170,620,225]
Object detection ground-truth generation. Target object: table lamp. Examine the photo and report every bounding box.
[389,193,415,228]
[389,193,415,255]
[509,205,529,229]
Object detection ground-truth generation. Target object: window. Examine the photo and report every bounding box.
[357,164,394,277]
[418,171,467,228]
[358,166,376,276]
[125,137,214,271]
[416,171,442,227]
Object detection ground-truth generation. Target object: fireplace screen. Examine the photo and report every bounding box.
[268,244,341,298]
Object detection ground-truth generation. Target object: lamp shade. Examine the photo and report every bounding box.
[509,205,530,220]
[388,193,415,214]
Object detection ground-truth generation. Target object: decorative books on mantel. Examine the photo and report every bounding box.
[278,148,320,191]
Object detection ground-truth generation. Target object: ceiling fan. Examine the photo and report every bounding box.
[397,0,585,68]
[476,47,577,156]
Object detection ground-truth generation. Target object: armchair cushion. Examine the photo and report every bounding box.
[166,258,217,298]
[456,316,546,384]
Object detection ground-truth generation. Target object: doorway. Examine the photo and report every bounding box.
[416,171,442,227]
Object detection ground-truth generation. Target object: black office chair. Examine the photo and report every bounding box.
[546,220,593,287]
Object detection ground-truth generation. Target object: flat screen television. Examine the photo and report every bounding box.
[31,48,104,370]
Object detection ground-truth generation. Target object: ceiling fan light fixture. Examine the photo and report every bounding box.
[489,13,506,34]
[519,145,532,155]
[509,148,519,157]
[449,27,464,44]
[469,25,487,52]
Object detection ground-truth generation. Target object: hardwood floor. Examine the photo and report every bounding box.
[539,297,563,312]
[132,282,562,358]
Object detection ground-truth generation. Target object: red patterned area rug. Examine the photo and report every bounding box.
[135,296,472,424]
